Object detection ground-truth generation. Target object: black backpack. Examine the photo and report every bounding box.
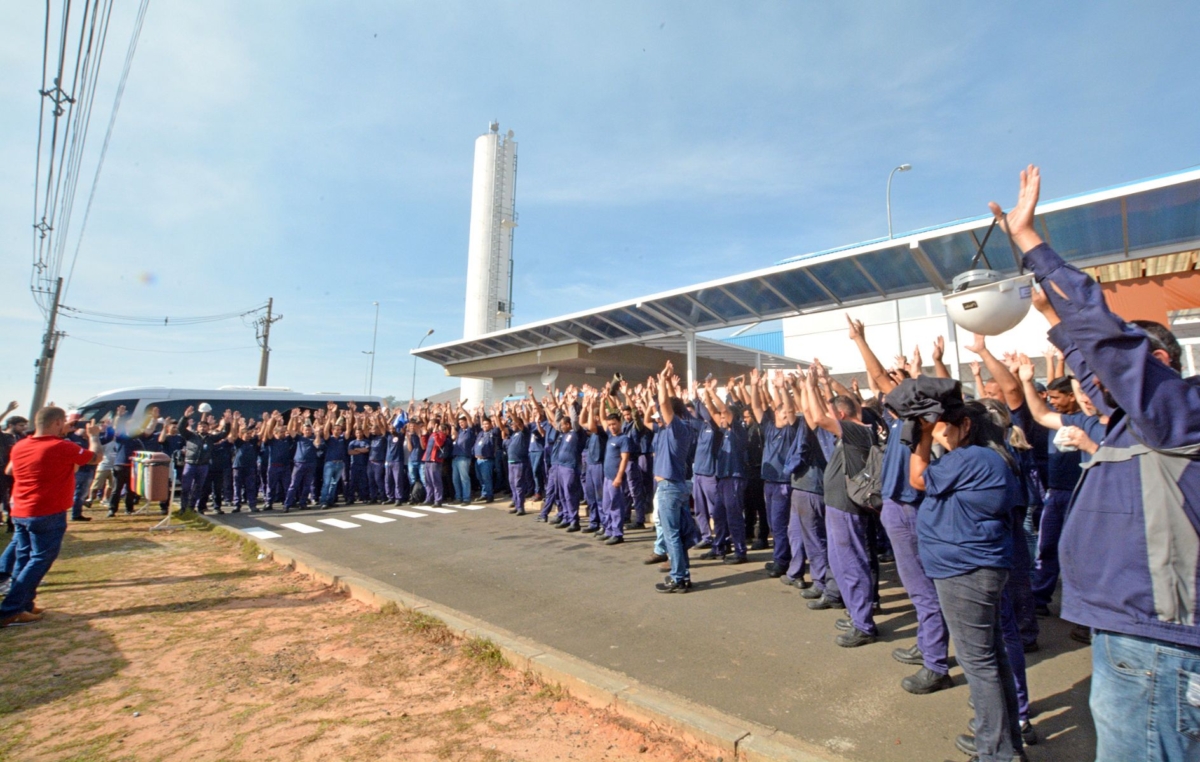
[409,480,427,505]
[846,442,885,513]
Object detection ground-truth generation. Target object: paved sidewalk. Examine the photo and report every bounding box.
[211,501,1096,762]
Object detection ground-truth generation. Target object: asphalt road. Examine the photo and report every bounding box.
[213,500,1095,762]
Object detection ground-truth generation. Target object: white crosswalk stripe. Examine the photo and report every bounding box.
[244,527,282,539]
[411,506,456,514]
[384,508,428,518]
[352,513,396,524]
[281,522,322,534]
[317,518,360,529]
[455,504,486,511]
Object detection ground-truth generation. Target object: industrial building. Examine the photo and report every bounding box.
[428,150,1200,398]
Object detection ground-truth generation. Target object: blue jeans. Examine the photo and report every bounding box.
[474,459,494,499]
[451,457,472,502]
[935,568,1022,762]
[1092,631,1200,762]
[407,461,422,487]
[321,460,345,505]
[654,479,694,583]
[0,512,68,616]
[72,467,95,520]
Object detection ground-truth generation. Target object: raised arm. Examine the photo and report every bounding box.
[804,366,841,437]
[931,336,952,379]
[1016,355,1063,429]
[847,314,897,394]
[966,333,1024,411]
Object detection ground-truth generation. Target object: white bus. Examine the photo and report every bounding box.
[75,386,384,423]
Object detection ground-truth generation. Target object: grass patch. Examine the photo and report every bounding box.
[398,609,455,644]
[462,637,507,671]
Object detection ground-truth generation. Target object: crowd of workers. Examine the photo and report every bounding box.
[1,167,1197,762]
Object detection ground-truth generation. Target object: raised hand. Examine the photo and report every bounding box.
[969,360,982,378]
[183,405,195,418]
[932,336,945,362]
[989,164,1043,253]
[846,314,865,342]
[1016,354,1036,383]
[965,333,987,356]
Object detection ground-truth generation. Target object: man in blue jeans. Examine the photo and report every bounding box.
[651,361,698,593]
[994,165,1200,762]
[1,407,101,627]
[450,412,477,505]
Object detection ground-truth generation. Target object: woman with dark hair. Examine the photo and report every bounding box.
[910,400,1026,762]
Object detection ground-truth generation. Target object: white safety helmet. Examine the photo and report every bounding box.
[197,402,213,414]
[943,270,1034,336]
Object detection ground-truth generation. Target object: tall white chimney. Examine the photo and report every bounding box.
[461,122,518,406]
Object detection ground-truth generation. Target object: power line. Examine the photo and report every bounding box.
[65,0,147,297]
[67,335,260,354]
[58,303,268,326]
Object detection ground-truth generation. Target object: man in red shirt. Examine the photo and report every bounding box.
[0,406,100,627]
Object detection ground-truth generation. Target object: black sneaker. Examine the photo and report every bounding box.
[806,595,843,610]
[655,578,691,594]
[72,515,93,522]
[800,586,824,600]
[1069,624,1093,644]
[834,618,853,632]
[1023,640,1040,653]
[698,549,723,560]
[605,535,624,545]
[763,563,784,578]
[107,510,117,518]
[596,532,609,540]
[695,539,713,550]
[901,667,952,694]
[749,539,768,550]
[892,644,924,666]
[534,515,547,522]
[643,553,668,565]
[968,718,1038,747]
[565,522,581,533]
[1034,603,1051,617]
[550,518,564,526]
[508,508,519,514]
[722,554,747,565]
[582,526,599,534]
[835,627,876,648]
[624,522,645,530]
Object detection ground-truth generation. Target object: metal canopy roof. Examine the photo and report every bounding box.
[416,167,1200,367]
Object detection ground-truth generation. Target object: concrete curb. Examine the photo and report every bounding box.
[203,514,850,762]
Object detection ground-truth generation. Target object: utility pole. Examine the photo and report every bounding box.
[367,301,380,395]
[29,277,65,417]
[255,298,283,386]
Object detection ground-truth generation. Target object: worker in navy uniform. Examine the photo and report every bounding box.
[579,392,609,532]
[619,403,649,529]
[848,322,954,696]
[749,368,799,578]
[499,413,531,515]
[280,412,320,511]
[319,420,349,509]
[178,406,227,514]
[449,412,478,505]
[229,417,261,513]
[698,378,749,563]
[200,418,234,514]
[689,384,723,551]
[990,165,1200,761]
[384,414,408,505]
[346,428,371,505]
[472,415,499,503]
[548,402,586,532]
[782,373,834,596]
[367,423,388,504]
[262,414,293,510]
[651,361,699,593]
[802,362,879,647]
[598,411,631,544]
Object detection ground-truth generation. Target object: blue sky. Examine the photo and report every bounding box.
[2,1,1199,408]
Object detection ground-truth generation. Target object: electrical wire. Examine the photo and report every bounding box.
[67,335,260,354]
[58,303,268,327]
[64,0,147,297]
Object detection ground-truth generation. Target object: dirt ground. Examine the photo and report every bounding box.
[0,514,718,762]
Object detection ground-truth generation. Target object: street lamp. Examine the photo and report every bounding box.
[366,301,380,395]
[887,163,913,239]
[411,328,435,401]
